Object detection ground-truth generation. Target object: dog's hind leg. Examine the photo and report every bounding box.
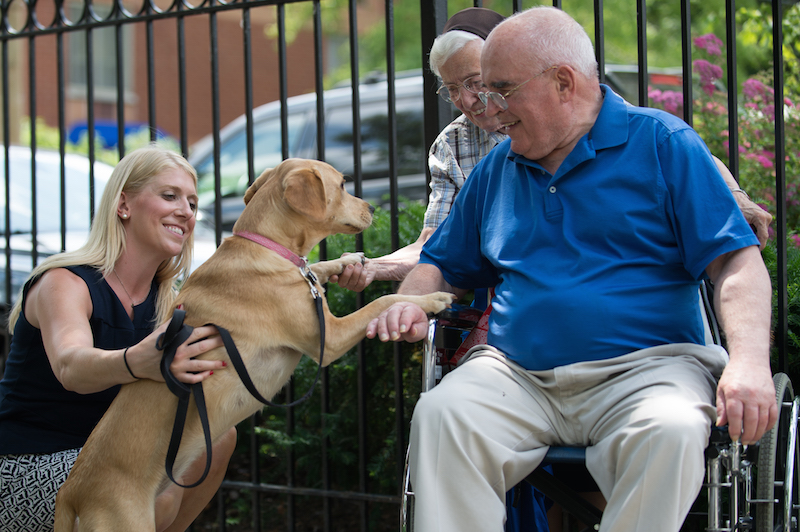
[76,501,156,532]
[53,498,77,532]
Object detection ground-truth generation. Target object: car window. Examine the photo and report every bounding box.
[195,112,308,207]
[323,97,424,180]
[0,149,110,234]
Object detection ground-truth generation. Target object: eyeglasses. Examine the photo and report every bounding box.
[436,74,488,103]
[477,66,558,111]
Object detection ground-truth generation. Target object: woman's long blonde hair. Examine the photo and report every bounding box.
[7,144,198,332]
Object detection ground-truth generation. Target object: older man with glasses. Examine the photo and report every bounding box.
[366,6,777,532]
[331,10,771,293]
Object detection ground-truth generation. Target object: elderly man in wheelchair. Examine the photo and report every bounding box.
[366,7,782,532]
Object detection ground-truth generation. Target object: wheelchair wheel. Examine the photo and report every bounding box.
[755,372,799,532]
[401,446,414,532]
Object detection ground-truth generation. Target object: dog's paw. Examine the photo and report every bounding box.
[335,252,366,271]
[310,253,365,282]
[416,292,457,315]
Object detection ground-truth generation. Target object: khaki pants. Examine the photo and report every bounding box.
[409,343,728,532]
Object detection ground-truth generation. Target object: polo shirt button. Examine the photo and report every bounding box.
[549,186,557,193]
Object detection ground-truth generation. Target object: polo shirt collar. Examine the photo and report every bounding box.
[591,84,629,150]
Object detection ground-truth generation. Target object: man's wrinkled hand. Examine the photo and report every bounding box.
[716,360,777,445]
[366,302,429,343]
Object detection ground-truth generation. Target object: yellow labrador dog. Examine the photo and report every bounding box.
[54,158,455,531]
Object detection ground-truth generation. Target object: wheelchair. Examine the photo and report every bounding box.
[401,284,800,532]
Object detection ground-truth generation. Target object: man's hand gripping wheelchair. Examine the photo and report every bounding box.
[401,283,800,532]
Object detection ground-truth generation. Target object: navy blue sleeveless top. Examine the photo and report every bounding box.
[0,265,157,454]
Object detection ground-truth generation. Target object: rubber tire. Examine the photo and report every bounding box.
[401,446,414,532]
[756,372,795,532]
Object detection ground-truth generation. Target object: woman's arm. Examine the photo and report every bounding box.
[27,268,225,394]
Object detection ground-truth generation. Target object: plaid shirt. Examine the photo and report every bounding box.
[424,114,507,229]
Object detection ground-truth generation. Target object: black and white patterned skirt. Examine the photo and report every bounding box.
[0,448,81,532]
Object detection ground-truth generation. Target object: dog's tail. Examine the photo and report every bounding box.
[53,491,77,532]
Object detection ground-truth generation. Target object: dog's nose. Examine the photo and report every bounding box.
[368,204,375,215]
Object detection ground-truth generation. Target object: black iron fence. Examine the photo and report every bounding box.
[0,0,793,530]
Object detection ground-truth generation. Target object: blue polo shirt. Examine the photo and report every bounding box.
[420,86,758,371]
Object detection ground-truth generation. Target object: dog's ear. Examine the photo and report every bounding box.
[283,168,328,221]
[243,168,274,205]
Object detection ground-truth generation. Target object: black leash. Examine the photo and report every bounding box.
[218,294,326,408]
[157,309,212,488]
[160,266,326,488]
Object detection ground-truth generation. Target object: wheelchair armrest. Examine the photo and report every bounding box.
[434,303,483,328]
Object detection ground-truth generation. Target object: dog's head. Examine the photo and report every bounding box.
[233,159,374,247]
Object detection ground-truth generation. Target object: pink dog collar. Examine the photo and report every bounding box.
[233,230,308,268]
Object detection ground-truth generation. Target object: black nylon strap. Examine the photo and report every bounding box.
[158,310,213,489]
[160,293,326,487]
[216,295,326,408]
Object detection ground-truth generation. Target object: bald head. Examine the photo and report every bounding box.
[479,6,603,173]
[484,7,598,81]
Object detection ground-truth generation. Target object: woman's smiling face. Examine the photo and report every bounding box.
[122,168,198,261]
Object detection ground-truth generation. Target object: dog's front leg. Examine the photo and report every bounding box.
[308,292,456,366]
[309,253,365,284]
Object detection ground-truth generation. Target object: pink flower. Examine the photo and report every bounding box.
[693,60,723,96]
[663,91,683,114]
[743,78,766,100]
[703,101,727,115]
[694,34,724,56]
[648,88,663,101]
[648,88,683,116]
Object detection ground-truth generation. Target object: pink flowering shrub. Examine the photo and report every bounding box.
[649,32,800,235]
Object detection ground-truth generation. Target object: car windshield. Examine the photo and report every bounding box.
[323,97,425,179]
[194,112,308,208]
[0,148,112,234]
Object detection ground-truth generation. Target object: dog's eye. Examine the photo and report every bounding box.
[340,181,346,190]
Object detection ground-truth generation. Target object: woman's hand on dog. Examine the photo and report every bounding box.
[125,324,226,384]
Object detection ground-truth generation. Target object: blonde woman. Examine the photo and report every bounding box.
[0,145,235,532]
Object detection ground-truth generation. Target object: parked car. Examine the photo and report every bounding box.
[0,146,225,308]
[0,147,115,305]
[188,72,433,231]
[189,65,696,231]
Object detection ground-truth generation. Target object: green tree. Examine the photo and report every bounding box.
[275,0,786,88]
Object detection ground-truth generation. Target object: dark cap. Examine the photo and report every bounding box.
[442,7,505,40]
